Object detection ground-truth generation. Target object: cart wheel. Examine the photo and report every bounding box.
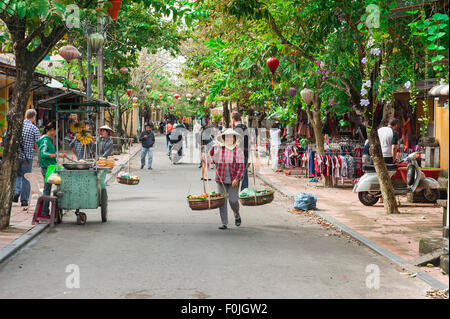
[77,212,87,225]
[56,209,63,224]
[101,189,108,222]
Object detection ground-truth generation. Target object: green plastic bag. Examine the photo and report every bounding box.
[239,188,257,197]
[45,164,61,183]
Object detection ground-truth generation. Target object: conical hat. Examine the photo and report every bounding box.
[99,125,114,132]
[215,128,242,149]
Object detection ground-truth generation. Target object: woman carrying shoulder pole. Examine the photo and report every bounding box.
[209,128,245,230]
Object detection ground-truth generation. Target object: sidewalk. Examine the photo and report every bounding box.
[0,143,141,253]
[254,156,448,287]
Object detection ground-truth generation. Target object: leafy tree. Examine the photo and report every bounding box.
[0,0,185,229]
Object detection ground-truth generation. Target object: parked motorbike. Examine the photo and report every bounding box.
[353,152,440,206]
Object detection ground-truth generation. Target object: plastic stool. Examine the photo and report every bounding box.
[32,195,58,228]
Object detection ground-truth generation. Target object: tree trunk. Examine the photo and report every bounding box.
[367,127,399,214]
[306,103,333,187]
[0,65,34,229]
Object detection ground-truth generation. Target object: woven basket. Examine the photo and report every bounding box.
[188,194,226,210]
[117,176,140,185]
[239,191,274,206]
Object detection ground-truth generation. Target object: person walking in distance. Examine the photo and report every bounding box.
[13,109,41,207]
[200,123,215,180]
[208,129,245,230]
[139,123,155,169]
[231,112,250,191]
[165,121,174,155]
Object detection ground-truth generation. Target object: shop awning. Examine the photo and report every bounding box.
[38,89,117,109]
[429,84,449,107]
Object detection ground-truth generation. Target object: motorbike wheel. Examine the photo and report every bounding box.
[422,189,439,203]
[358,191,380,206]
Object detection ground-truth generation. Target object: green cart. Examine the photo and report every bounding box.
[56,168,110,225]
[38,90,117,225]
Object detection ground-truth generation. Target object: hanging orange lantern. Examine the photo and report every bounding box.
[107,0,122,40]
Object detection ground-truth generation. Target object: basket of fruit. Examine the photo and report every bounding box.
[187,192,226,210]
[239,188,274,206]
[117,172,140,185]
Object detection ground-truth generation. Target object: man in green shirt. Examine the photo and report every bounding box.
[36,122,67,216]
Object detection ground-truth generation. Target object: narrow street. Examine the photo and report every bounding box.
[0,136,431,299]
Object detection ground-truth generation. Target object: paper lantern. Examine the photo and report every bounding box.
[87,33,104,54]
[107,0,122,40]
[120,67,128,74]
[159,94,163,98]
[107,0,122,20]
[127,89,132,97]
[174,94,180,99]
[59,45,80,63]
[301,88,314,105]
[132,103,138,108]
[132,97,138,103]
[288,87,297,97]
[266,57,280,75]
[186,93,192,100]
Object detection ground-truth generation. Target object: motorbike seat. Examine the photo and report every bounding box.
[362,164,398,172]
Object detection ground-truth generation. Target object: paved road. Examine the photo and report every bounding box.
[0,135,431,298]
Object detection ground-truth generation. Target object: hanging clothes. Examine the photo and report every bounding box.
[308,150,316,175]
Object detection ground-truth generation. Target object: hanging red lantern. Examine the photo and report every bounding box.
[159,94,163,99]
[266,57,279,89]
[127,89,132,97]
[107,0,122,40]
[174,94,180,99]
[266,57,279,75]
[59,45,80,63]
[119,67,128,74]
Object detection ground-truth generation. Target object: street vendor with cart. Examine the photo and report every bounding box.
[98,125,114,158]
[207,128,245,230]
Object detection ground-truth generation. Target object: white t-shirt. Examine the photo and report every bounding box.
[377,126,398,157]
[270,128,281,146]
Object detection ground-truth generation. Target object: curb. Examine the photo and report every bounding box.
[106,146,141,184]
[0,147,140,265]
[0,223,48,265]
[256,171,449,290]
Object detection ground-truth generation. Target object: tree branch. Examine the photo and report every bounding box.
[265,11,315,63]
[388,27,426,64]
